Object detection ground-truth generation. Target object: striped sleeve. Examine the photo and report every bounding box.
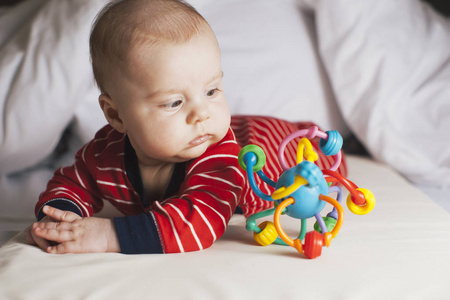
[150,129,245,253]
[35,142,101,219]
[35,125,126,219]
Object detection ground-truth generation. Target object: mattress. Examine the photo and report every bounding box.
[1,155,449,300]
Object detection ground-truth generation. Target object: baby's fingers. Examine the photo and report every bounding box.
[47,242,81,254]
[33,225,74,243]
[33,221,72,231]
[42,206,82,222]
[26,226,52,250]
[26,227,36,245]
[47,243,68,254]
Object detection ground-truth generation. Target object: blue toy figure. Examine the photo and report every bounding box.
[238,126,375,259]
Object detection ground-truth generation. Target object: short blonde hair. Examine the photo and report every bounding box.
[89,0,210,94]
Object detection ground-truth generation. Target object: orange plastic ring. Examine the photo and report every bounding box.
[318,194,344,244]
[273,197,304,254]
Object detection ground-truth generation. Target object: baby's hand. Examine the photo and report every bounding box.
[31,206,120,254]
[26,214,54,251]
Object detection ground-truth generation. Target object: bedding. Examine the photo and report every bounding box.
[301,0,450,189]
[1,0,450,298]
[1,156,450,299]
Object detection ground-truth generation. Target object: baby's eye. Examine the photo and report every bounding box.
[206,88,220,97]
[162,100,183,110]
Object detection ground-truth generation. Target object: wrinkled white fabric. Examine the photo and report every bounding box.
[0,0,108,175]
[302,0,450,187]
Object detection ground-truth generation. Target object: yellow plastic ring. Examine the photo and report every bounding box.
[297,138,318,164]
[346,188,375,215]
[271,175,308,200]
[253,221,278,246]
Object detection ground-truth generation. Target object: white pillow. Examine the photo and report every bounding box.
[302,0,450,188]
[193,0,348,135]
[0,0,107,175]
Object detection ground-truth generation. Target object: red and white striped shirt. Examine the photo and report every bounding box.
[36,116,346,254]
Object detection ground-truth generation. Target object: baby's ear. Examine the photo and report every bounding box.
[99,94,126,133]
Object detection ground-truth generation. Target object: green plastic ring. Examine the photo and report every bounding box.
[238,145,266,172]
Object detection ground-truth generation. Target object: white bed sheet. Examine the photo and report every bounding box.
[1,155,450,300]
[417,185,450,213]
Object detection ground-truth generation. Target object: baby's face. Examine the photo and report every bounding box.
[112,30,230,166]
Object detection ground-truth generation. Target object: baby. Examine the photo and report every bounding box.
[27,0,346,254]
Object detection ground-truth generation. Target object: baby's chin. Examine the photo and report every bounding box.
[177,138,221,162]
[181,144,211,161]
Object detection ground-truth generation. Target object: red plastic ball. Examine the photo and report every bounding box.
[303,231,323,259]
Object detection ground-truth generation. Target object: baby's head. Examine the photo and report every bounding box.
[89,0,230,166]
[90,0,209,94]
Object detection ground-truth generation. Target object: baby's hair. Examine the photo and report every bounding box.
[89,0,210,94]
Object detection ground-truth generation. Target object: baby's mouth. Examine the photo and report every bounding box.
[189,134,211,147]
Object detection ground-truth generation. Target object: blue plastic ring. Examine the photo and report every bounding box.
[319,130,343,156]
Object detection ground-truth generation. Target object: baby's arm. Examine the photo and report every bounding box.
[31,205,120,254]
[113,129,245,254]
[35,137,105,221]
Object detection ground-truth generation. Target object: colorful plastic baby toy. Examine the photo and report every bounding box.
[238,126,375,259]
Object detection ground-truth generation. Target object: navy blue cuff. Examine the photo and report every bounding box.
[37,198,83,221]
[114,212,163,254]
